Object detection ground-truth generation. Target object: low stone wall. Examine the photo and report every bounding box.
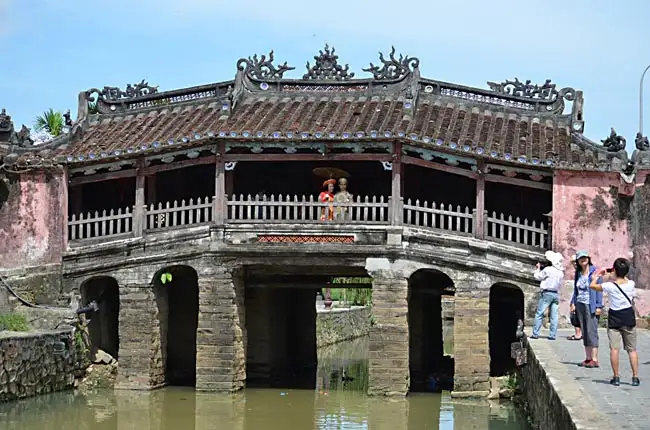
[0,330,80,403]
[316,306,371,348]
[518,336,610,430]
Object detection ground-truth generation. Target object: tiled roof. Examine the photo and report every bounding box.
[0,46,636,172]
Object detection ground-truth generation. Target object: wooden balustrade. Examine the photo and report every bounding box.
[144,197,213,231]
[485,211,547,248]
[67,194,548,249]
[68,207,133,241]
[226,194,390,224]
[403,199,473,235]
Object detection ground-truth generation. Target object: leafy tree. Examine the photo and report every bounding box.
[34,108,64,137]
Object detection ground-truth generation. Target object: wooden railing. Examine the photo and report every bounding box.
[403,199,473,235]
[145,197,213,232]
[485,211,548,248]
[68,207,133,241]
[67,194,548,249]
[226,194,390,224]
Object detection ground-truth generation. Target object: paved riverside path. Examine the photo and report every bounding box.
[527,327,650,430]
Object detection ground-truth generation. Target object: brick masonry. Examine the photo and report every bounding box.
[453,278,491,394]
[195,264,246,392]
[367,275,410,396]
[114,286,165,390]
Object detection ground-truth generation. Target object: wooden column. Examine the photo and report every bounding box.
[391,142,403,226]
[474,161,486,240]
[133,158,145,237]
[213,144,226,225]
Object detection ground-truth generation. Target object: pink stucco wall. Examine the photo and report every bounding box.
[553,169,650,318]
[0,170,66,270]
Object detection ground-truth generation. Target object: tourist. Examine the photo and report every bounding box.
[566,254,583,341]
[589,258,640,386]
[531,250,564,340]
[570,250,603,368]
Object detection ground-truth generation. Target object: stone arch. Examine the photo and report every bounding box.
[151,264,199,387]
[79,276,120,360]
[407,268,455,393]
[488,282,524,377]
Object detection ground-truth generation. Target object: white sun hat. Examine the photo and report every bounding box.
[544,250,564,271]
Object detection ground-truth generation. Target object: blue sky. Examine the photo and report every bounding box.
[1,0,649,151]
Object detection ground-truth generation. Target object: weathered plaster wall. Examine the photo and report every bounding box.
[0,330,80,403]
[552,170,650,318]
[631,174,650,297]
[0,171,66,268]
[0,171,67,304]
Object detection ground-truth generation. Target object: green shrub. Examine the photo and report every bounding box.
[0,313,29,332]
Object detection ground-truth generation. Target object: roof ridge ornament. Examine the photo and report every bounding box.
[601,128,627,152]
[486,78,576,114]
[0,108,13,133]
[303,44,354,81]
[635,132,649,151]
[363,46,420,80]
[237,50,295,80]
[86,80,159,102]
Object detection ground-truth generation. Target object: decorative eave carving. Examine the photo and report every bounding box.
[0,109,35,149]
[601,128,627,152]
[363,46,420,81]
[486,78,575,114]
[85,80,159,103]
[236,50,295,80]
[303,44,354,81]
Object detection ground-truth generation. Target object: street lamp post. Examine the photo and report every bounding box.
[640,64,650,135]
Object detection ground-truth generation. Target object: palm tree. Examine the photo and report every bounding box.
[34,108,64,137]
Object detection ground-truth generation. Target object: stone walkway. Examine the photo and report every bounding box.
[528,328,650,430]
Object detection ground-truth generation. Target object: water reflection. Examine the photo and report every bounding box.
[0,337,528,430]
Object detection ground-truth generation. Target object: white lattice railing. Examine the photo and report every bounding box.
[68,207,133,241]
[226,194,390,224]
[67,195,548,249]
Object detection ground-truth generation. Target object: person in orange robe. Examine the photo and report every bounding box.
[319,179,336,221]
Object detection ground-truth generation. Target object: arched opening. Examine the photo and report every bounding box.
[489,283,524,377]
[408,269,455,393]
[80,276,120,360]
[153,265,199,386]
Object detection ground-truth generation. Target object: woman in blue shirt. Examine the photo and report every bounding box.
[570,250,603,367]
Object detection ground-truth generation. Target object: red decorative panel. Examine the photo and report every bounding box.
[257,235,355,244]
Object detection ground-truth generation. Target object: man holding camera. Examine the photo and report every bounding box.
[589,258,640,387]
[531,251,565,340]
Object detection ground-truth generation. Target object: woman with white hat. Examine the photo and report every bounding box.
[531,250,565,340]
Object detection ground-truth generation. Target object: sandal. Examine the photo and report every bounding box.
[578,360,591,367]
[585,361,600,368]
[567,335,582,341]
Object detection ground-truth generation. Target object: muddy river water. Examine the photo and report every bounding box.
[0,337,529,429]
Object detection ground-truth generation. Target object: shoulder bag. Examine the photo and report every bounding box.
[607,282,636,329]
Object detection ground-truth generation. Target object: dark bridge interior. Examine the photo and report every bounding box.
[153,265,199,387]
[244,265,369,390]
[408,269,455,393]
[80,276,120,360]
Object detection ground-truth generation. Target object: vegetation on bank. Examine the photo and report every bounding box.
[0,312,29,331]
[328,288,372,306]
